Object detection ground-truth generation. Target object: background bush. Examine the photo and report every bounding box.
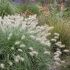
[0,0,15,18]
[14,4,40,15]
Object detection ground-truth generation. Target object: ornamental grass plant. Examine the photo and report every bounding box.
[0,0,15,18]
[0,15,53,70]
[38,10,70,70]
[38,12,70,47]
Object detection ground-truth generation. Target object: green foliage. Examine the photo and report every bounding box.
[15,4,40,15]
[63,8,70,18]
[0,0,40,17]
[15,4,28,13]
[27,4,40,15]
[0,0,15,18]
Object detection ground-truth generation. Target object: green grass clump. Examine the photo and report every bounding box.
[0,0,15,18]
[0,0,40,17]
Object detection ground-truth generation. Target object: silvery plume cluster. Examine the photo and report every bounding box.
[50,33,70,70]
[0,14,53,70]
